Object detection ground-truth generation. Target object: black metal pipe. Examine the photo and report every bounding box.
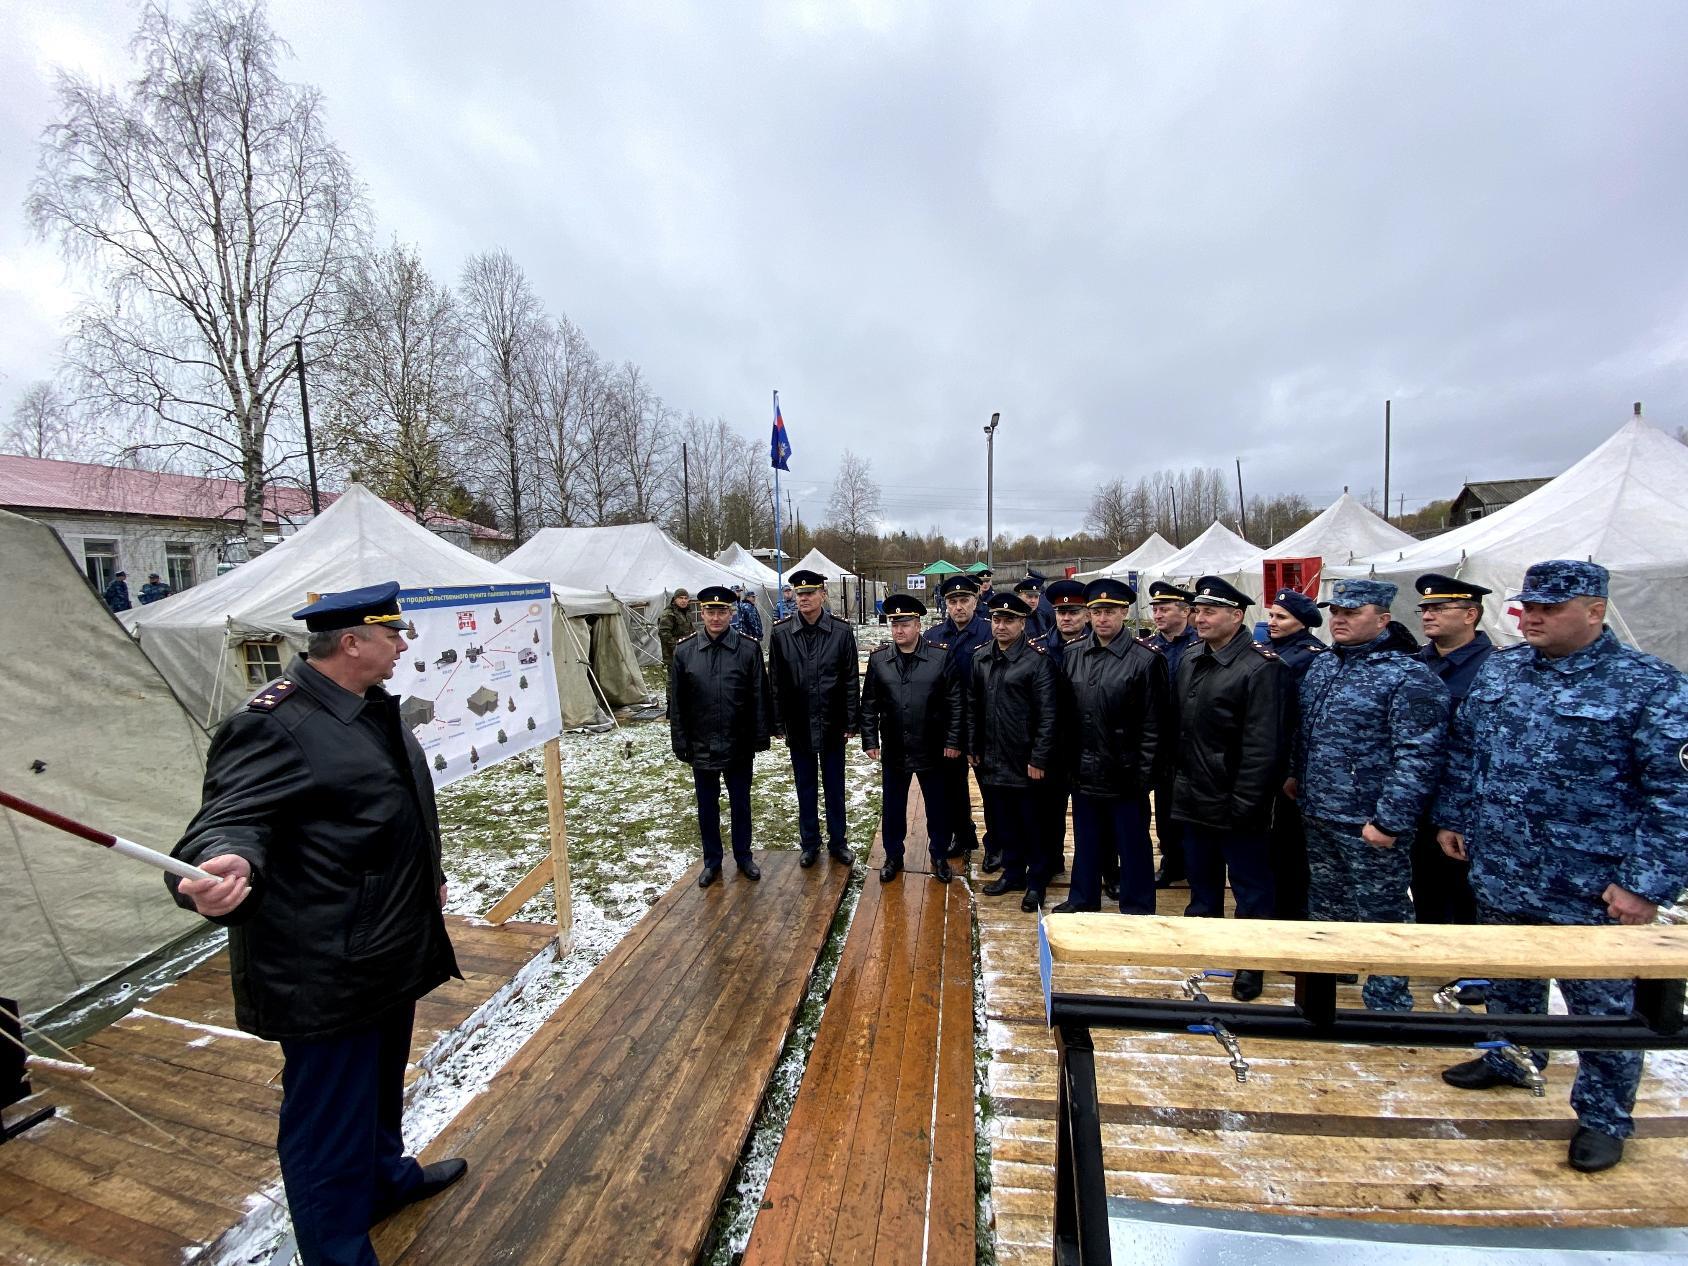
[1053,1024,1112,1266]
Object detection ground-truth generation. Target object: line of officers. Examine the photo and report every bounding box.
[670,558,1688,1173]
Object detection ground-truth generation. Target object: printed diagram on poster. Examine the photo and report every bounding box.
[388,582,561,787]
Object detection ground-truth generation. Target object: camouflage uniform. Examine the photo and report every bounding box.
[1296,580,1449,1012]
[1436,568,1688,1139]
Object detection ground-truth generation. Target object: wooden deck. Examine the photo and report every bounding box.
[0,916,558,1266]
[371,850,850,1265]
[973,795,1688,1264]
[744,782,976,1266]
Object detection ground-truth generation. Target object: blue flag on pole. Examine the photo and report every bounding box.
[770,393,792,471]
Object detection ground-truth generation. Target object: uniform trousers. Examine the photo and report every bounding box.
[1181,824,1275,921]
[789,739,848,851]
[1071,793,1152,913]
[1304,817,1414,1012]
[980,783,1045,888]
[1039,777,1071,878]
[693,760,754,868]
[1410,821,1478,924]
[1268,792,1311,920]
[1477,907,1640,1139]
[880,764,949,866]
[278,1003,422,1266]
[1152,783,1185,877]
[936,755,981,855]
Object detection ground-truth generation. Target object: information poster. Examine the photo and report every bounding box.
[390,582,562,787]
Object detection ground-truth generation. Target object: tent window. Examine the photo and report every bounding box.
[166,542,196,592]
[243,641,284,687]
[83,539,118,592]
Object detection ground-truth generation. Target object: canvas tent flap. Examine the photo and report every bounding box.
[0,509,207,1017]
[1325,418,1688,667]
[125,484,637,727]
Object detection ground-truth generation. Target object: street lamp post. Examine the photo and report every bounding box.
[984,411,1000,571]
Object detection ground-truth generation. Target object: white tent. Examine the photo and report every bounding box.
[1076,532,1178,582]
[1,509,206,1017]
[1328,417,1688,667]
[791,546,887,620]
[126,485,644,726]
[1140,521,1267,604]
[1265,493,1416,565]
[715,541,781,587]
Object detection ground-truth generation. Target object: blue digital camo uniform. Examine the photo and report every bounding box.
[1436,628,1688,1137]
[1296,628,1449,1012]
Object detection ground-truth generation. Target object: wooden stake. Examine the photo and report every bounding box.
[543,737,573,948]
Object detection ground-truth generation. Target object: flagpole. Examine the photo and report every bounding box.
[773,389,783,594]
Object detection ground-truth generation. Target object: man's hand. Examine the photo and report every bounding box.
[865,747,880,761]
[1360,822,1396,849]
[439,883,448,909]
[844,730,857,740]
[1282,777,1298,801]
[1437,829,1467,861]
[1603,884,1659,926]
[942,747,960,760]
[967,754,980,767]
[177,854,252,918]
[1027,765,1045,781]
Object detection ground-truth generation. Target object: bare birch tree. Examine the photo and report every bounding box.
[28,0,365,555]
[3,383,74,459]
[825,449,882,573]
[460,249,542,544]
[521,315,598,527]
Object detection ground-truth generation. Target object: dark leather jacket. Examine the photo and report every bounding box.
[169,655,459,1042]
[966,636,1058,789]
[1170,630,1286,830]
[669,628,772,770]
[769,608,861,750]
[1064,633,1168,798]
[860,639,963,771]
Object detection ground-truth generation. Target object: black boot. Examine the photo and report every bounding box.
[879,859,902,883]
[1230,970,1264,1002]
[1568,1126,1625,1173]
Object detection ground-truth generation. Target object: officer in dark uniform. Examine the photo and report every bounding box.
[861,593,962,883]
[1411,573,1494,928]
[1053,577,1167,914]
[1029,578,1087,882]
[670,585,772,887]
[1169,576,1285,1000]
[169,582,466,1266]
[925,574,993,859]
[1144,580,1199,886]
[1013,570,1056,640]
[769,568,861,867]
[969,590,1058,911]
[1262,588,1327,920]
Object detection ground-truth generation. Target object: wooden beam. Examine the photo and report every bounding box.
[482,858,551,926]
[1043,914,1688,980]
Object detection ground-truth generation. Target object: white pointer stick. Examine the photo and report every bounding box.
[0,789,216,883]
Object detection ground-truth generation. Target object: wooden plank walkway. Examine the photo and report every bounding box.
[0,916,559,1266]
[973,795,1688,1264]
[371,850,850,1265]
[744,781,976,1266]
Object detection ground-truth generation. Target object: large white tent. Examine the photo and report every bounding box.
[791,546,887,619]
[1076,532,1178,582]
[1140,521,1267,604]
[1265,493,1416,565]
[1327,417,1688,668]
[715,541,782,587]
[126,485,644,726]
[2,509,206,1017]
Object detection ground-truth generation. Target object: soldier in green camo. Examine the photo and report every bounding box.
[1434,559,1688,1174]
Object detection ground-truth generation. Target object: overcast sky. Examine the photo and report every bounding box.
[3,1,1685,541]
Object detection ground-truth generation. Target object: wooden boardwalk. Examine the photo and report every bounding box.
[0,916,558,1266]
[744,783,975,1266]
[371,850,850,1265]
[972,798,1688,1263]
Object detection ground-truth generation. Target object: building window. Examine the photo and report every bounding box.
[242,641,284,687]
[165,542,196,592]
[83,539,119,592]
[1466,508,1485,523]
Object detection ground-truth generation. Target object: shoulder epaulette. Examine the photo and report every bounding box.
[740,631,760,643]
[247,677,298,712]
[1136,636,1162,651]
[1030,642,1047,655]
[775,616,793,626]
[677,631,698,644]
[872,640,892,654]
[931,640,949,650]
[1252,643,1279,659]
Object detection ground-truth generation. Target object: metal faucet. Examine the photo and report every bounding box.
[1479,1039,1546,1096]
[1189,1021,1250,1083]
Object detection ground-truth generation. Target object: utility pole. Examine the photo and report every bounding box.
[1169,482,1180,544]
[681,442,692,550]
[294,336,320,515]
[984,411,1001,570]
[1383,399,1392,524]
[1235,458,1248,539]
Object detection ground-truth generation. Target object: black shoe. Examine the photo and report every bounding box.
[1153,867,1185,889]
[828,844,854,866]
[879,860,902,883]
[931,859,954,884]
[1441,1056,1527,1091]
[1568,1126,1625,1173]
[738,860,761,881]
[1231,970,1264,1002]
[1101,880,1119,902]
[981,852,1004,875]
[373,1158,468,1224]
[982,876,1022,897]
[1021,888,1043,913]
[1050,900,1096,914]
[799,847,819,868]
[697,865,721,889]
[944,842,973,859]
[1454,983,1489,1007]
[1336,973,1359,984]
